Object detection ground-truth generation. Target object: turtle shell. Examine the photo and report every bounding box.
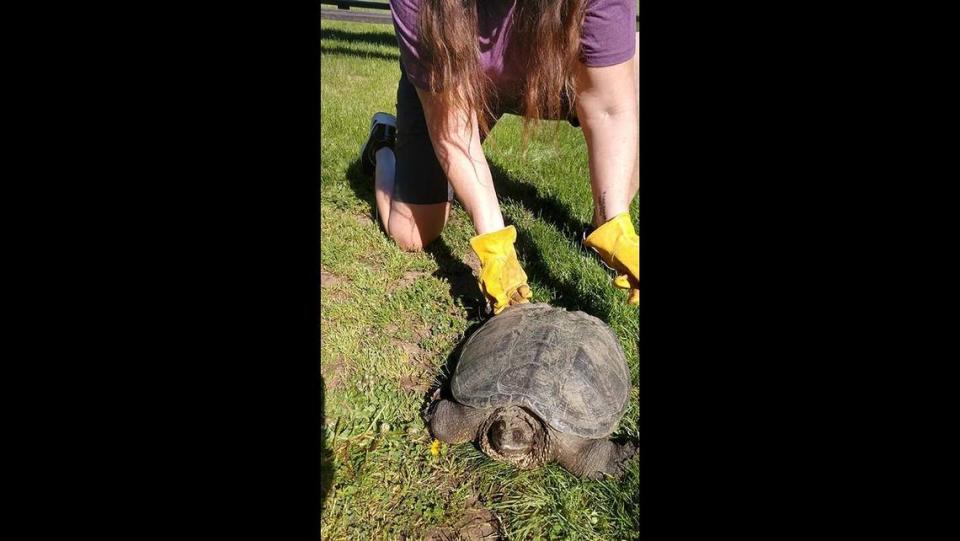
[451,303,631,439]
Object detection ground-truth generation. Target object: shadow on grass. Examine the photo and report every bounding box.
[487,159,590,241]
[319,44,399,63]
[512,226,613,322]
[485,161,613,320]
[420,319,485,427]
[320,27,398,48]
[425,239,486,315]
[344,158,486,314]
[343,154,610,320]
[344,159,375,204]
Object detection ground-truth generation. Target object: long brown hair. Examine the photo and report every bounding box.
[418,0,587,140]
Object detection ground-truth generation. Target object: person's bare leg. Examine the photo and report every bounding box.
[373,146,449,251]
[415,88,506,236]
[375,110,501,250]
[387,199,450,252]
[374,147,397,230]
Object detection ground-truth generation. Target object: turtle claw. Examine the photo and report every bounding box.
[609,441,639,477]
[582,441,638,480]
[422,388,443,423]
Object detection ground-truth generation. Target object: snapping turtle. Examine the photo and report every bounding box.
[426,303,637,479]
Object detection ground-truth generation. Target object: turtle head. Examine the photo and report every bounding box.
[480,406,550,469]
[489,416,536,455]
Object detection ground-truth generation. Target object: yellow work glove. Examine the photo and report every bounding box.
[583,212,639,305]
[469,225,533,315]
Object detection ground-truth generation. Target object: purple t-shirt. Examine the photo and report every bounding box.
[390,0,636,100]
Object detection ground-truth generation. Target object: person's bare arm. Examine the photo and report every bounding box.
[416,88,531,313]
[576,58,640,304]
[574,59,639,224]
[415,88,504,235]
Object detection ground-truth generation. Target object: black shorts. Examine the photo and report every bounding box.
[392,61,581,205]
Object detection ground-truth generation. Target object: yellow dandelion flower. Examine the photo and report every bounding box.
[430,439,441,456]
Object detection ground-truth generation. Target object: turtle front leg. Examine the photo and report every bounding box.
[553,432,638,480]
[427,399,492,444]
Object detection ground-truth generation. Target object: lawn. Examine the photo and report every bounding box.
[320,18,639,540]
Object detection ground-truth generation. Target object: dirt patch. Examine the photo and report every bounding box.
[320,270,342,288]
[354,213,374,226]
[447,305,466,319]
[387,324,437,374]
[394,270,431,291]
[391,338,424,362]
[425,507,503,541]
[320,287,350,305]
[462,251,481,274]
[321,357,349,390]
[455,508,502,540]
[412,322,431,344]
[399,373,431,395]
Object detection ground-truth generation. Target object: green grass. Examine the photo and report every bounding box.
[321,19,639,540]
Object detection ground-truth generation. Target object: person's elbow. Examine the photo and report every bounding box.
[576,95,636,125]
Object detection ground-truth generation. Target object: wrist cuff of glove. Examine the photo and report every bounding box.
[584,212,635,246]
[469,225,518,259]
[583,212,638,272]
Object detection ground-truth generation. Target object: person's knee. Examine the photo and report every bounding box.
[393,235,431,252]
[387,223,442,252]
[387,201,448,251]
[399,243,423,252]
